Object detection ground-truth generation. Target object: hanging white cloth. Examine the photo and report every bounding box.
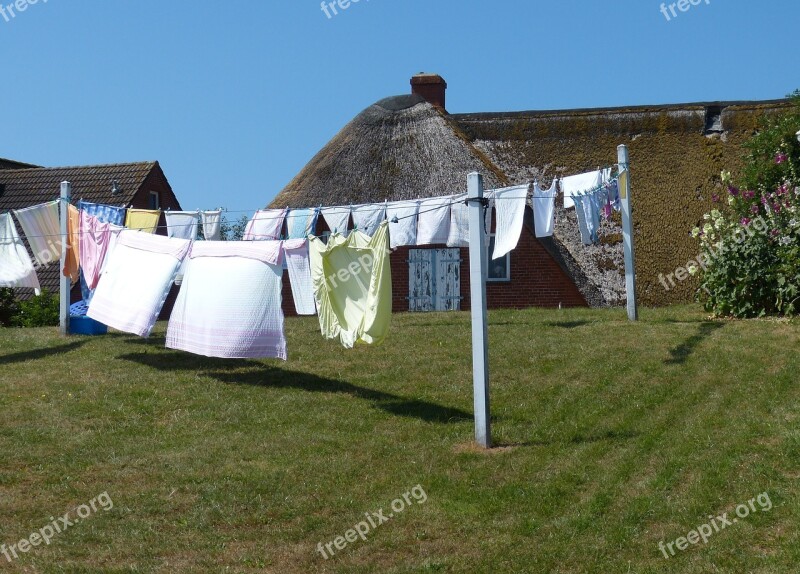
[243,208,287,241]
[532,179,557,238]
[446,194,493,248]
[12,200,61,266]
[351,204,386,237]
[320,206,352,236]
[416,196,452,246]
[165,240,287,359]
[386,200,419,249]
[491,185,529,260]
[87,231,191,337]
[0,213,40,294]
[283,239,317,316]
[561,170,602,209]
[165,211,200,241]
[201,210,222,241]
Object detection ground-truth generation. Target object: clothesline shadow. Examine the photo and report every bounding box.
[543,320,592,329]
[665,321,725,365]
[0,340,87,366]
[489,428,640,450]
[116,351,473,424]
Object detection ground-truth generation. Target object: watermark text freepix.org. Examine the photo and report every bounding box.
[660,0,710,22]
[659,214,768,292]
[1,492,113,563]
[321,0,369,20]
[0,0,49,24]
[658,492,772,559]
[316,485,427,559]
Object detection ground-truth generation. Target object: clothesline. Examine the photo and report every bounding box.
[9,176,621,241]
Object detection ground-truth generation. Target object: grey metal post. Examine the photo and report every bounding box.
[59,181,71,335]
[467,172,491,448]
[618,145,638,321]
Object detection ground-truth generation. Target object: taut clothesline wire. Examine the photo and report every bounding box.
[6,168,623,240]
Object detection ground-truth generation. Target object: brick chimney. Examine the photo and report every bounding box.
[411,73,447,111]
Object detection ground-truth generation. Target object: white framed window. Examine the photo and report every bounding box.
[487,235,510,282]
[148,191,160,210]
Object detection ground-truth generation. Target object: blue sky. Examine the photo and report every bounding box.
[1,0,797,211]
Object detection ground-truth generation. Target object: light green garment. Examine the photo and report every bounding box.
[309,221,391,348]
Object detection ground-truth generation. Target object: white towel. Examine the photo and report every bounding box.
[99,224,125,277]
[243,208,286,241]
[533,180,557,238]
[416,196,452,245]
[12,200,61,266]
[0,213,40,294]
[320,206,351,236]
[283,239,316,316]
[447,194,493,248]
[201,210,222,241]
[165,211,200,240]
[492,185,529,260]
[351,204,386,237]
[166,241,287,359]
[87,231,190,337]
[386,200,419,249]
[562,170,602,209]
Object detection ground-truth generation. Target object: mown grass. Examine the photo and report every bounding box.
[0,305,798,573]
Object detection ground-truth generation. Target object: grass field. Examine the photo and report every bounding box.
[0,305,798,573]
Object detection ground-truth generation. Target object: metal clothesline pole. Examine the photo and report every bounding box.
[618,145,639,321]
[59,181,71,336]
[467,172,491,448]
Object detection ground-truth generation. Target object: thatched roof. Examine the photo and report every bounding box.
[270,78,792,307]
[271,95,508,208]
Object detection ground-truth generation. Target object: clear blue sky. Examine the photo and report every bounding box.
[1,0,797,212]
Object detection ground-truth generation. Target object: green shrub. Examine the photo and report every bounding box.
[695,92,800,317]
[0,288,20,327]
[11,290,60,328]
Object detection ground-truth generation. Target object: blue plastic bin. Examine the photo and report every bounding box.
[69,315,108,336]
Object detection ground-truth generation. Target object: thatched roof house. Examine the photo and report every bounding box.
[272,74,790,308]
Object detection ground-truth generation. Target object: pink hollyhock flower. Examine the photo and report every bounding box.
[743,190,756,200]
[776,152,788,164]
[728,186,740,196]
[751,204,760,214]
[741,217,751,226]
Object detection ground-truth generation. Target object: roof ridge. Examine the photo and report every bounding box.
[0,161,157,173]
[451,98,792,120]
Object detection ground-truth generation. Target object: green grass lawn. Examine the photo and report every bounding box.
[0,305,798,573]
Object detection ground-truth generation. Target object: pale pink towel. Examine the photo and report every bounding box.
[79,211,111,290]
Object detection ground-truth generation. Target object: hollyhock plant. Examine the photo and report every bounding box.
[695,91,800,317]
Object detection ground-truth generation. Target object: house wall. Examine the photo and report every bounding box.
[455,101,792,306]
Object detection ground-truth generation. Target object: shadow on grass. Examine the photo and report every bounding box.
[499,428,640,449]
[0,340,87,365]
[543,320,592,329]
[117,351,473,424]
[665,322,725,365]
